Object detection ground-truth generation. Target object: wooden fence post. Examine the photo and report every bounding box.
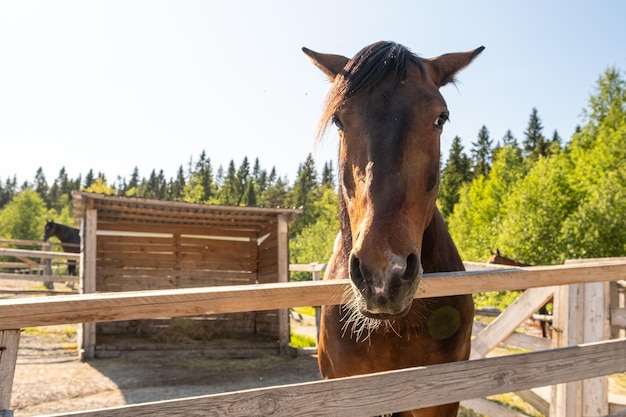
[551,279,610,417]
[277,215,290,354]
[78,209,97,360]
[42,241,53,290]
[0,329,20,417]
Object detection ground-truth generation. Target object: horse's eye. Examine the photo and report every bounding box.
[434,113,449,130]
[332,115,344,131]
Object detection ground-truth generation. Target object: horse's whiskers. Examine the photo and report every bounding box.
[339,285,397,343]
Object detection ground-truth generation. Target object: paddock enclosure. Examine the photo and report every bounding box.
[71,192,301,358]
[1,258,626,416]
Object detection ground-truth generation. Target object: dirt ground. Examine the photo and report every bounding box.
[10,322,321,417]
[3,279,322,416]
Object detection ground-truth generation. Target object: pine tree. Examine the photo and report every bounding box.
[523,108,549,161]
[321,161,335,187]
[243,180,257,206]
[471,126,493,178]
[34,167,48,205]
[218,160,239,205]
[128,167,140,190]
[170,165,186,201]
[439,136,472,219]
[195,151,214,202]
[235,157,251,205]
[84,170,95,188]
[502,130,519,148]
[258,175,289,208]
[290,154,318,236]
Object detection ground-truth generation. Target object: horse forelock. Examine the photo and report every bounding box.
[316,41,423,140]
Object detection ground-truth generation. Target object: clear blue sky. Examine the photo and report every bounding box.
[1,1,625,186]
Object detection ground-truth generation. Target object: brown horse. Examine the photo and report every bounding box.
[488,249,551,338]
[304,41,483,416]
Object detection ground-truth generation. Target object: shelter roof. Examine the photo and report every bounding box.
[72,192,301,234]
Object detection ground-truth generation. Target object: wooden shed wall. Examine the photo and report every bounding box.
[93,221,271,343]
[256,222,281,339]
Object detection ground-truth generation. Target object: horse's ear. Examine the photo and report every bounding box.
[497,249,501,256]
[426,46,485,87]
[302,47,349,81]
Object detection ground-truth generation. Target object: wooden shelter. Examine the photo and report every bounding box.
[72,191,301,359]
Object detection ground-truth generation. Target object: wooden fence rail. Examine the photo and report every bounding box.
[0,247,80,261]
[0,241,80,290]
[27,339,626,417]
[1,260,626,416]
[1,262,624,330]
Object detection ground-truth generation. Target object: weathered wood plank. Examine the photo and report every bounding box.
[471,286,555,359]
[612,308,626,328]
[0,329,20,413]
[0,274,78,283]
[96,221,259,239]
[583,282,611,416]
[471,321,551,352]
[0,248,80,260]
[1,262,625,330]
[41,339,626,417]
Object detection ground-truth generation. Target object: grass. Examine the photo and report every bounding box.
[290,332,316,348]
[22,324,77,342]
[293,306,316,317]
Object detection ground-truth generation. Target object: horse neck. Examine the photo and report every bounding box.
[54,225,79,243]
[420,208,465,273]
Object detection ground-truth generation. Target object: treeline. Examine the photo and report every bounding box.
[441,68,626,265]
[0,153,337,244]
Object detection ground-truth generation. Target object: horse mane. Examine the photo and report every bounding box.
[317,41,424,139]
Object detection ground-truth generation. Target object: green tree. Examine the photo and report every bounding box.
[471,125,492,178]
[498,153,575,265]
[290,154,318,236]
[0,190,48,240]
[170,165,186,201]
[289,186,339,279]
[236,157,251,205]
[501,129,519,148]
[258,174,289,208]
[84,178,115,195]
[561,67,626,259]
[34,167,49,205]
[218,160,239,205]
[439,136,471,219]
[321,161,335,187]
[523,107,549,161]
[83,170,95,188]
[448,144,527,261]
[583,67,626,132]
[0,176,17,208]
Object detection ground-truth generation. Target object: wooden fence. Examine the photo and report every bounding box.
[1,260,626,416]
[0,239,80,292]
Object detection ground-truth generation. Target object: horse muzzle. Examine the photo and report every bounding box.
[348,251,422,319]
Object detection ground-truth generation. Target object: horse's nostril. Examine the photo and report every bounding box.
[403,253,420,281]
[349,254,363,283]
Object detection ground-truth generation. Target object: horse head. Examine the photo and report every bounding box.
[43,220,56,242]
[305,42,483,320]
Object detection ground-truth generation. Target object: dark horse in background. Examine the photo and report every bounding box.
[488,249,551,338]
[304,42,483,416]
[43,220,81,278]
